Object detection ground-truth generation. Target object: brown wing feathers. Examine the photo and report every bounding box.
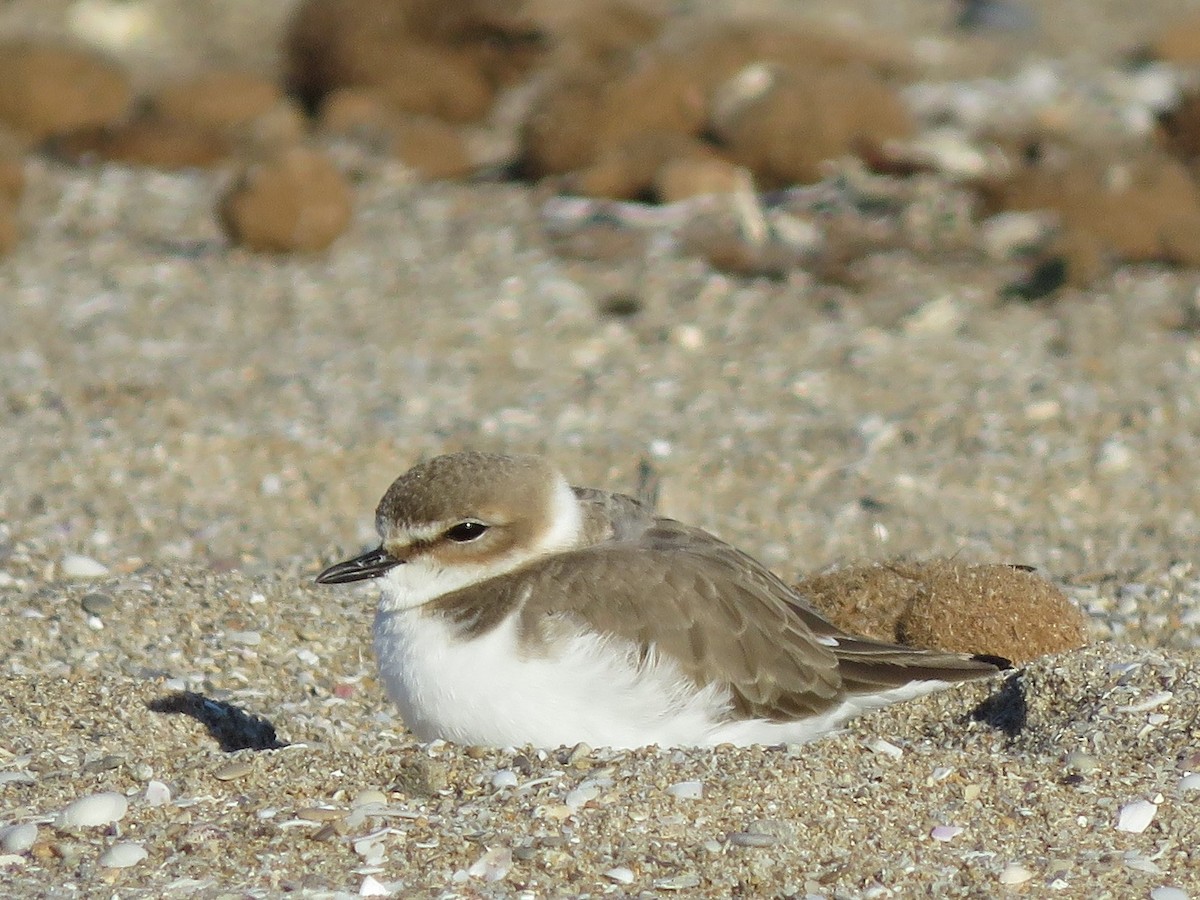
[431,514,1004,723]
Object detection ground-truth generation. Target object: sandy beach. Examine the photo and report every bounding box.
[2,0,1200,896]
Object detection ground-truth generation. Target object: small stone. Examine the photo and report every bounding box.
[213,760,254,782]
[1065,750,1099,775]
[56,791,128,828]
[97,842,147,868]
[80,592,113,616]
[153,70,283,130]
[0,823,37,853]
[0,41,132,139]
[221,146,352,253]
[61,555,109,578]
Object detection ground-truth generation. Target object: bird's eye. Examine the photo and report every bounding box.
[445,521,489,542]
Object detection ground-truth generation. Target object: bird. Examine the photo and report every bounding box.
[316,451,1008,749]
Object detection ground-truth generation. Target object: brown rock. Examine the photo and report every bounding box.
[713,63,914,187]
[153,71,283,130]
[50,117,232,170]
[0,152,25,202]
[523,55,707,177]
[0,41,132,140]
[797,560,1088,665]
[318,87,396,136]
[654,156,747,203]
[284,0,541,122]
[995,148,1200,266]
[532,0,665,67]
[221,147,353,252]
[566,131,716,200]
[1148,12,1200,65]
[0,194,19,255]
[391,117,474,179]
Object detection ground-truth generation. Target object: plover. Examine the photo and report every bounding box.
[317,452,1008,749]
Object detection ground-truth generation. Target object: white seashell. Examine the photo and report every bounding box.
[56,791,128,828]
[359,874,391,896]
[491,770,518,790]
[998,862,1034,885]
[61,555,109,578]
[467,846,512,882]
[564,780,601,810]
[144,780,171,807]
[98,842,147,868]
[1116,799,1157,834]
[605,866,635,884]
[0,823,37,853]
[930,825,964,842]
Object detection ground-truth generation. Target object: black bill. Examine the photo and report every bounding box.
[315,546,401,584]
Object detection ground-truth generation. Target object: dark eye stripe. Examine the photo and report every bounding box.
[445,521,489,542]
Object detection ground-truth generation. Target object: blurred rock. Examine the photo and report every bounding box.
[712,63,915,188]
[1148,11,1200,66]
[50,117,232,169]
[284,0,542,123]
[0,41,132,140]
[797,560,1088,665]
[988,147,1200,272]
[153,71,285,131]
[221,146,353,252]
[391,117,474,179]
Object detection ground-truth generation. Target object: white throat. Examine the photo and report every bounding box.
[377,474,583,612]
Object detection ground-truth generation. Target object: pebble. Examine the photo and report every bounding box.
[213,760,254,781]
[80,592,114,616]
[98,842,148,868]
[0,823,37,853]
[1115,799,1157,833]
[1064,750,1099,775]
[56,791,128,828]
[728,830,778,848]
[665,780,703,800]
[604,866,635,884]
[61,554,109,578]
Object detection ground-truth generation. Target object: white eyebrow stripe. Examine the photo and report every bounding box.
[389,522,456,544]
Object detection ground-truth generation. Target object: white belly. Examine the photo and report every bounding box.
[372,606,951,749]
